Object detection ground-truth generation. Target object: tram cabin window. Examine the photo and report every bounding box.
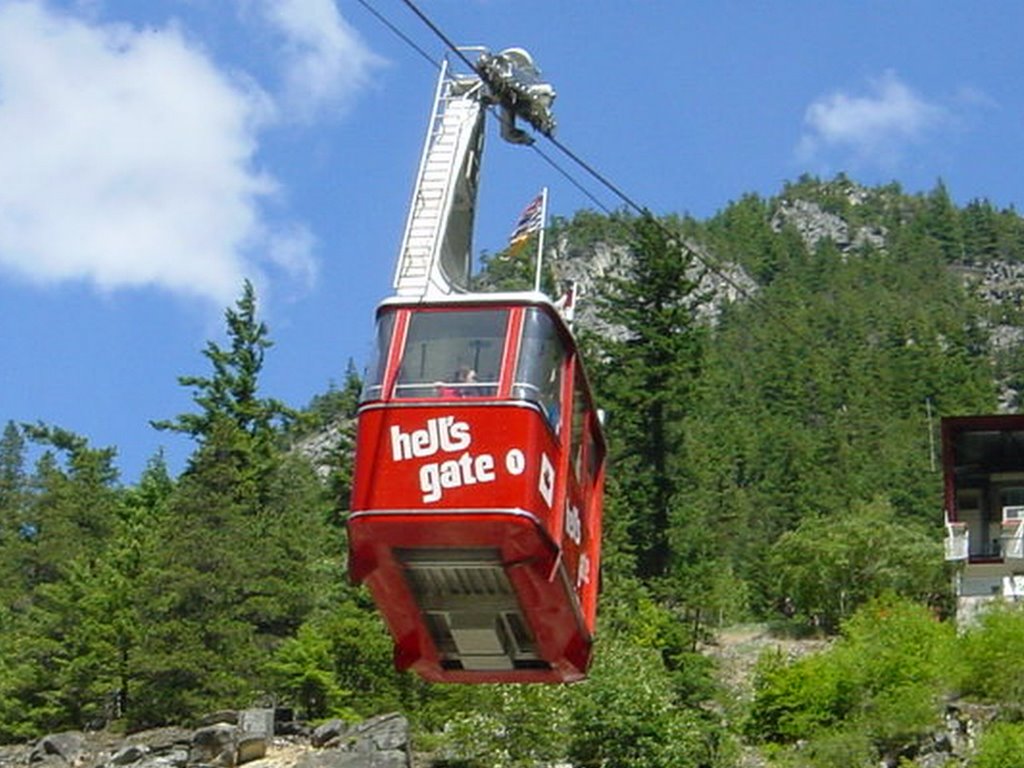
[395,309,507,399]
[570,366,587,481]
[514,308,566,430]
[361,311,395,402]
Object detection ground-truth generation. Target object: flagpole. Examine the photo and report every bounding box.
[533,187,548,293]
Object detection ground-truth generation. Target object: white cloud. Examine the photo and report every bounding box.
[797,71,948,169]
[0,1,315,304]
[252,0,382,122]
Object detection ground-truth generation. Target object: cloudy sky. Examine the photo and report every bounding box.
[1,0,1022,480]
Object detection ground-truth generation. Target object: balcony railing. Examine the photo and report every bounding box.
[944,521,1024,561]
[945,523,968,561]
[1004,522,1024,559]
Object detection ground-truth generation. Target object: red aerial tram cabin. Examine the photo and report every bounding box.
[347,47,606,682]
[348,293,606,683]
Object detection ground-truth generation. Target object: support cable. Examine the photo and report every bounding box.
[358,0,760,305]
[353,0,440,70]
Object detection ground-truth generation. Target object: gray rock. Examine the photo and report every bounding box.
[30,733,86,765]
[126,727,192,755]
[110,744,150,765]
[199,712,239,727]
[235,737,266,766]
[236,709,274,764]
[189,724,238,767]
[239,710,274,740]
[137,749,188,768]
[350,715,408,753]
[310,721,348,749]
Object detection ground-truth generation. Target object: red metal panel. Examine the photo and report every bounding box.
[352,403,556,517]
[348,510,587,682]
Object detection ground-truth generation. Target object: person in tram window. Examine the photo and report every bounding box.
[437,366,476,398]
[454,366,478,397]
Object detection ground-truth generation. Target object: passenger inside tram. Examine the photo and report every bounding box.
[361,306,567,429]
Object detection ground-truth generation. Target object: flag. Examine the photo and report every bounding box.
[507,192,544,252]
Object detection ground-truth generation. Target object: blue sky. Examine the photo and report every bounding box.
[1,0,1022,481]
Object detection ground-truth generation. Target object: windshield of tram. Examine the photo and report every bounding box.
[395,309,508,398]
[514,308,566,430]
[361,311,395,402]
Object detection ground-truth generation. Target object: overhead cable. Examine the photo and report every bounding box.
[357,0,759,305]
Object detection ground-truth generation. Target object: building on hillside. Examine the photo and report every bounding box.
[943,414,1024,624]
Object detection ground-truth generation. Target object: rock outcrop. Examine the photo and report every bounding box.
[0,711,411,768]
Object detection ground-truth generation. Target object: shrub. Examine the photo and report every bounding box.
[971,722,1024,768]
[748,595,955,759]
[959,602,1024,710]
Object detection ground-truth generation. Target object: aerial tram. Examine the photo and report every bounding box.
[347,48,606,683]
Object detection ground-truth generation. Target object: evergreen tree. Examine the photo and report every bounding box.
[923,179,963,262]
[134,283,332,727]
[589,211,706,579]
[0,421,27,607]
[16,425,120,590]
[0,428,126,737]
[131,419,264,727]
[152,279,295,480]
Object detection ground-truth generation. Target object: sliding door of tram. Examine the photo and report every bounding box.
[349,300,605,682]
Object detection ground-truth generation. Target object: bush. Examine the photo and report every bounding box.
[959,602,1024,710]
[569,633,725,768]
[747,647,855,742]
[747,595,954,759]
[428,684,570,768]
[768,499,945,632]
[971,722,1024,768]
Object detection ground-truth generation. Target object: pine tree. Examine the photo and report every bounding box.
[0,428,127,736]
[0,421,27,607]
[152,279,295,479]
[131,419,263,727]
[590,212,706,579]
[134,283,332,727]
[924,179,963,262]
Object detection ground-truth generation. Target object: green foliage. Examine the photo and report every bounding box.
[768,498,945,631]
[130,419,329,728]
[306,598,416,718]
[590,211,706,578]
[266,622,352,721]
[748,596,955,763]
[427,684,570,768]
[796,729,876,768]
[971,722,1024,768]
[151,279,296,471]
[747,647,855,742]
[568,633,722,768]
[959,602,1024,711]
[564,576,730,767]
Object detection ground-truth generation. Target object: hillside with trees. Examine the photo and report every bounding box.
[4,176,1024,766]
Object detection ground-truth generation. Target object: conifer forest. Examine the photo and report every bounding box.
[6,176,1024,767]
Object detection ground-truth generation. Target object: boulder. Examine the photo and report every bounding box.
[30,732,86,765]
[236,709,274,764]
[310,721,348,749]
[109,744,150,766]
[189,724,238,767]
[350,715,408,754]
[199,712,239,728]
